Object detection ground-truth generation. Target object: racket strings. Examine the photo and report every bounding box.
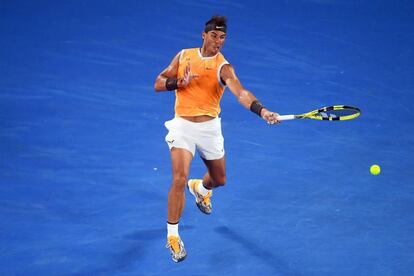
[315,107,360,120]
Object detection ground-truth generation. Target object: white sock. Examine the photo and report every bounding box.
[197,181,211,196]
[167,222,179,237]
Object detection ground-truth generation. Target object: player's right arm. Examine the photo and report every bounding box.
[154,52,197,92]
[154,52,180,92]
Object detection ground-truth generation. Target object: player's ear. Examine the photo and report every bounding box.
[202,32,206,40]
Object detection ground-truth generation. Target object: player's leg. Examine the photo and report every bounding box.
[187,117,225,214]
[201,156,226,189]
[187,157,226,215]
[168,147,193,224]
[164,117,196,223]
[166,147,193,262]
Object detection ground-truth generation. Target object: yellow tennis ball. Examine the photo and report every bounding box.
[370,164,381,175]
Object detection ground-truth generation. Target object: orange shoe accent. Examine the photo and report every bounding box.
[187,179,213,214]
[166,236,187,262]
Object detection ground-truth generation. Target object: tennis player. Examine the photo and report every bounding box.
[154,15,280,262]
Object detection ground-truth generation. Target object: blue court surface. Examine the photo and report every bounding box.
[1,1,413,275]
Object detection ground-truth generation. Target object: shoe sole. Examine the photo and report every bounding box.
[173,254,187,263]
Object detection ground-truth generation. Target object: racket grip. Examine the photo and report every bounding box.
[277,115,295,121]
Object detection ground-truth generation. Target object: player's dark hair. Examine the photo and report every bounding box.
[204,15,227,33]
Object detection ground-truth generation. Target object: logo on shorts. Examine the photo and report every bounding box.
[167,139,175,144]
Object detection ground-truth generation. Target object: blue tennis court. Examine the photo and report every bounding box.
[1,1,413,275]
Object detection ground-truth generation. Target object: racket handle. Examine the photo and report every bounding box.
[277,114,295,121]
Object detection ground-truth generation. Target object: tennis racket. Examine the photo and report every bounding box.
[277,105,361,121]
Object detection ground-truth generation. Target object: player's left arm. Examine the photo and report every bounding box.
[220,64,280,124]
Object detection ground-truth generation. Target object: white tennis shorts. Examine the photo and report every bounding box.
[164,117,225,160]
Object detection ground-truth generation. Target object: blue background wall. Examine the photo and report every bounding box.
[1,1,413,275]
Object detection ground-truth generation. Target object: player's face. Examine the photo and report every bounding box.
[202,30,226,56]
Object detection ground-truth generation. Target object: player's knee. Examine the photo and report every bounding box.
[172,173,188,191]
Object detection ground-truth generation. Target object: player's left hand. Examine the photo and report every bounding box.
[261,109,280,125]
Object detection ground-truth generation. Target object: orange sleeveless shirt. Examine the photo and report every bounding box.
[175,48,229,117]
